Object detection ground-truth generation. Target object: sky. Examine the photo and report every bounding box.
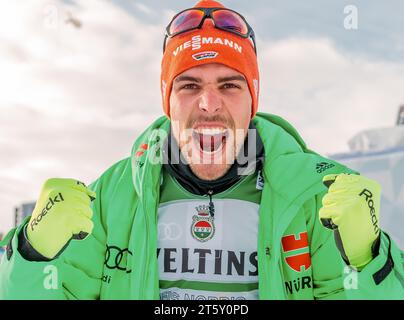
[0,0,404,233]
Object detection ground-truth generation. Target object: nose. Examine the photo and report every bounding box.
[198,88,222,114]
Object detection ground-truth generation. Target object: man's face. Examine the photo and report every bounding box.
[170,63,252,181]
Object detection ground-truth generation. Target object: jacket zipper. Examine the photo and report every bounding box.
[140,140,157,299]
[140,192,149,299]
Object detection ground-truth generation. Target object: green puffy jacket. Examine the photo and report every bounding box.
[0,113,403,299]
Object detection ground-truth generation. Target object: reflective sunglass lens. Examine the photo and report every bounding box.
[169,9,204,35]
[212,10,249,35]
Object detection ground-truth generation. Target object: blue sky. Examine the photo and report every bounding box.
[0,0,403,233]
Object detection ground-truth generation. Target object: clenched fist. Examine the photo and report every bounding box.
[319,173,381,270]
[26,178,96,259]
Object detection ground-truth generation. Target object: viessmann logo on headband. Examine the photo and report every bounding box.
[173,35,243,57]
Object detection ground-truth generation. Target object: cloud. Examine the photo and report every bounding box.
[257,36,404,155]
[0,0,165,232]
[1,1,403,233]
[134,3,153,16]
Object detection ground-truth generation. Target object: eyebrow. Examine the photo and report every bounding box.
[174,75,247,83]
[217,75,247,83]
[174,76,202,83]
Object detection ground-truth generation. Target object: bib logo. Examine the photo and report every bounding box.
[281,232,312,272]
[191,205,215,242]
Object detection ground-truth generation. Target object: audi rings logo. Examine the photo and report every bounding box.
[158,222,183,241]
[105,245,132,273]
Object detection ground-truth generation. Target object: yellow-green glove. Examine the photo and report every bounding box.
[319,173,381,270]
[26,178,96,259]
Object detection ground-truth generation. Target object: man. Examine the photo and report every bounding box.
[0,0,402,300]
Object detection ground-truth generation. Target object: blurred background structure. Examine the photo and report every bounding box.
[397,105,404,126]
[0,1,403,255]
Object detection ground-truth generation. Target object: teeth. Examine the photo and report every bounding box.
[194,128,227,135]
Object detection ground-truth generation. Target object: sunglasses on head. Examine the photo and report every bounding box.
[163,7,257,54]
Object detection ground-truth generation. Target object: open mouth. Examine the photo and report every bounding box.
[192,127,230,154]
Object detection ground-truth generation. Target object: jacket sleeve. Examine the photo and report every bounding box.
[0,178,107,300]
[310,191,404,300]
